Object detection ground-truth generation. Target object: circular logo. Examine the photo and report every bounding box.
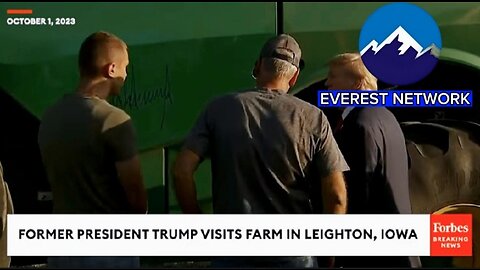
[359,3,442,85]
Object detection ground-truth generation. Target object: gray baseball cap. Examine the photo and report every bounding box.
[259,34,304,70]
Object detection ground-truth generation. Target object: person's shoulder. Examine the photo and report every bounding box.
[205,89,324,114]
[355,107,396,124]
[292,95,323,113]
[211,91,241,103]
[97,99,131,132]
[228,88,261,100]
[353,107,402,137]
[283,95,329,132]
[287,94,327,121]
[41,94,68,115]
[205,89,256,108]
[40,94,75,126]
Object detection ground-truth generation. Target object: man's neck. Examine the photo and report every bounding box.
[256,80,289,94]
[76,78,110,100]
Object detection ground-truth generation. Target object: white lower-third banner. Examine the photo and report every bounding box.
[7,214,471,256]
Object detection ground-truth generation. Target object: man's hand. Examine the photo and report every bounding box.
[173,149,202,214]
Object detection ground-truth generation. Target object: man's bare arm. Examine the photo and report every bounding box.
[173,149,202,214]
[116,155,148,214]
[321,171,347,214]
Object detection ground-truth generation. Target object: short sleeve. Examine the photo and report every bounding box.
[182,107,211,159]
[314,112,350,177]
[102,110,138,162]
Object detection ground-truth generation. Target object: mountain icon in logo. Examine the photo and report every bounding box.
[361,26,440,59]
[359,3,442,85]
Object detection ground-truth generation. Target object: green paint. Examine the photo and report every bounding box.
[0,3,276,214]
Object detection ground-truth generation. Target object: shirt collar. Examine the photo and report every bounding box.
[342,106,355,120]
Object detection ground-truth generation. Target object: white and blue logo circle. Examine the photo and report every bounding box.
[359,3,442,85]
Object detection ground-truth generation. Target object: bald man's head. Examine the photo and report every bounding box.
[78,31,128,79]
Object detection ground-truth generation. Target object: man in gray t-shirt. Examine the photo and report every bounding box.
[173,34,349,268]
[38,31,147,269]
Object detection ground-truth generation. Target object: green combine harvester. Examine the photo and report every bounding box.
[0,2,479,267]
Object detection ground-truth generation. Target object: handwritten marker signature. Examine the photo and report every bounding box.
[111,65,173,129]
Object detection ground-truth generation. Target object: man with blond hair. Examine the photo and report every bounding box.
[174,34,349,268]
[325,52,420,268]
[38,31,147,268]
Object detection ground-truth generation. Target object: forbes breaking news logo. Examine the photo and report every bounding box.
[430,214,472,256]
[359,2,441,85]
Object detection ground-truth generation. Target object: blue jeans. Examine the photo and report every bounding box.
[47,256,140,268]
[211,256,317,268]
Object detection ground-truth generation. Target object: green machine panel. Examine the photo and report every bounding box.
[0,2,276,214]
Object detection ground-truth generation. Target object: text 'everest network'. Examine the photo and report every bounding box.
[317,90,472,107]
